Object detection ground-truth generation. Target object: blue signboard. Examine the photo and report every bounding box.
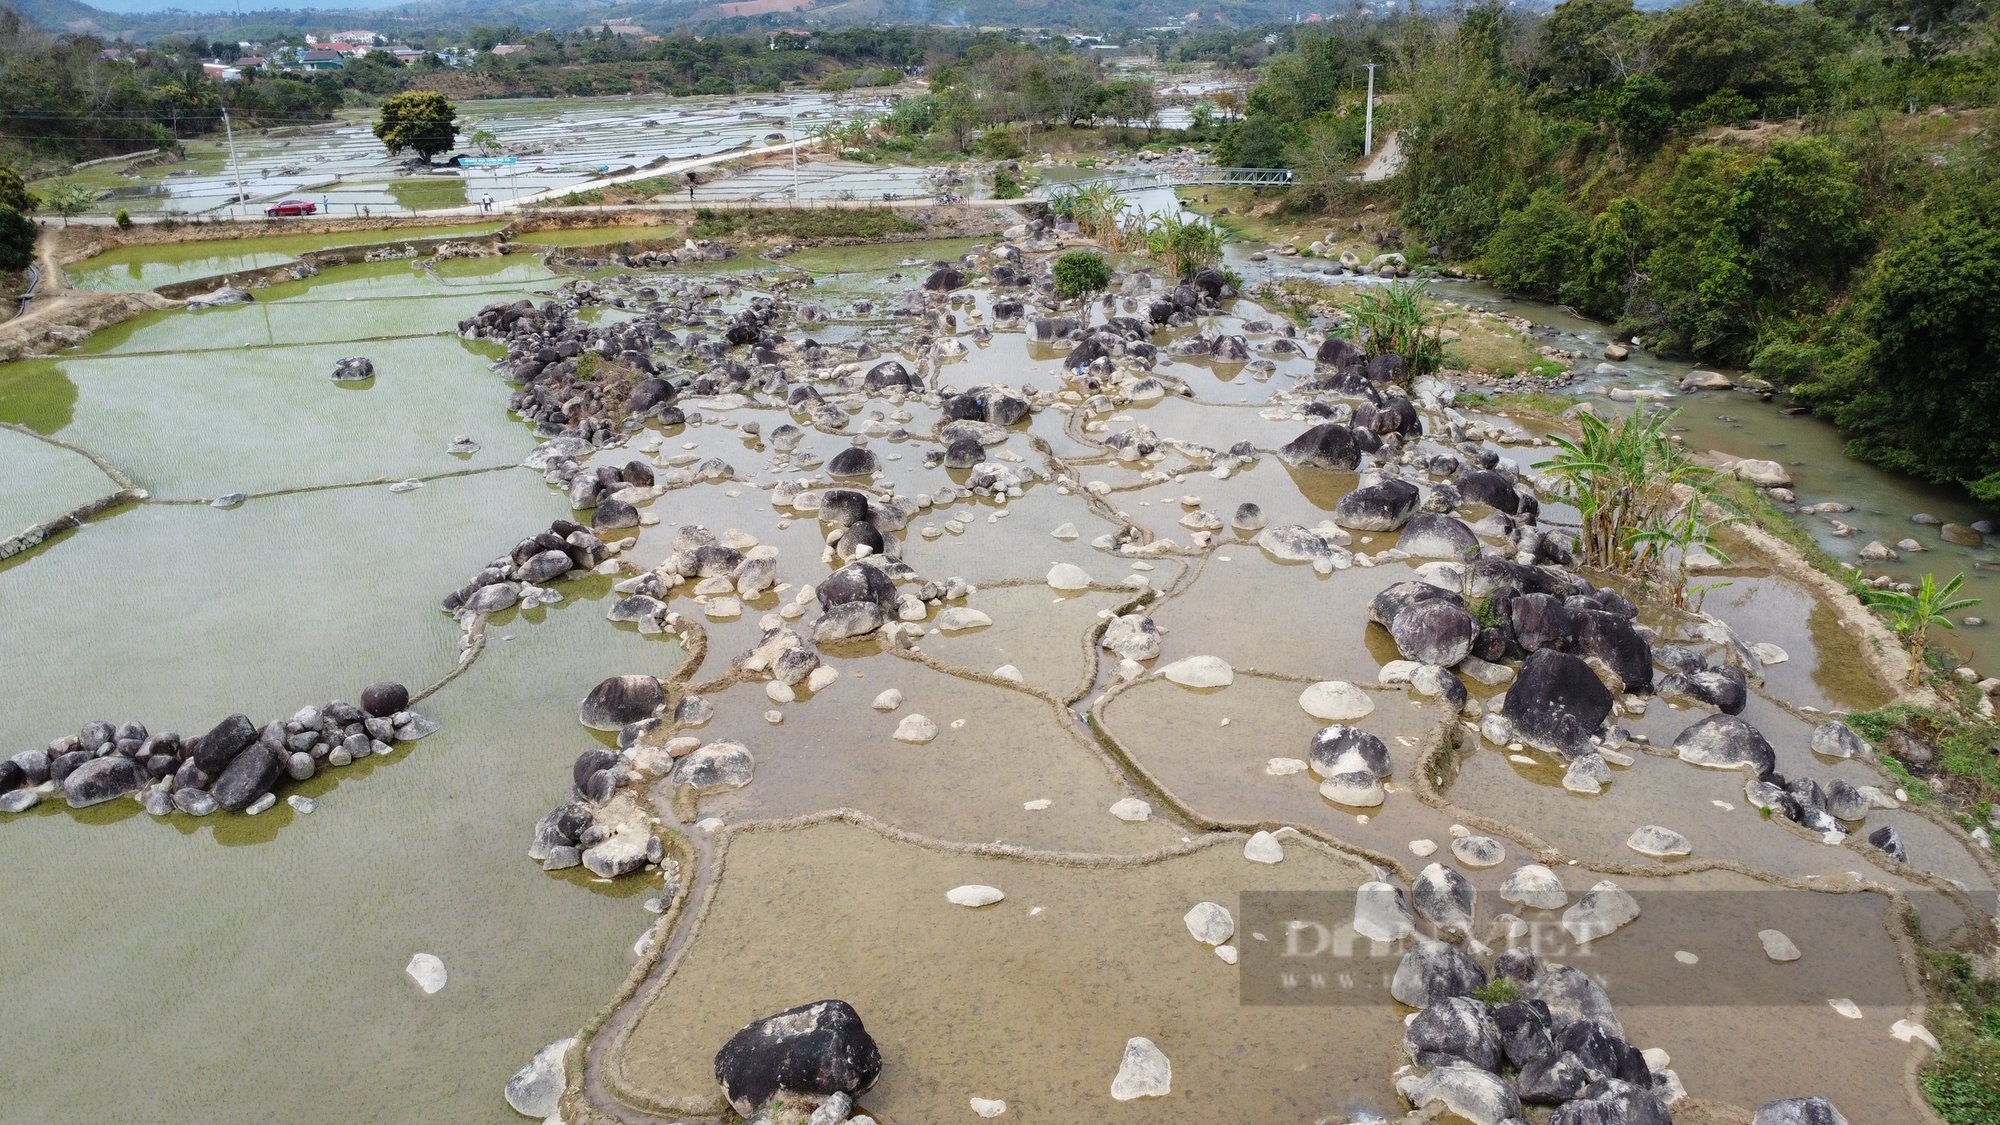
[460,156,518,166]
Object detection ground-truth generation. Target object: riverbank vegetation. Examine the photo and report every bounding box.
[1217,0,2000,502]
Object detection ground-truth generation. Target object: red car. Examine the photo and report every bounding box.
[264,199,317,217]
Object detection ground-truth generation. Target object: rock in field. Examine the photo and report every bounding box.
[1110,1036,1172,1100]
[580,675,665,730]
[61,756,145,808]
[1673,714,1776,776]
[714,999,883,1117]
[1500,864,1569,909]
[1183,901,1234,945]
[1563,880,1641,943]
[1404,995,1503,1071]
[1811,721,1868,759]
[405,953,447,993]
[505,1038,575,1118]
[1162,655,1233,688]
[893,714,939,743]
[1406,1064,1520,1125]
[1759,929,1802,962]
[1299,680,1373,720]
[1502,650,1614,755]
[1354,881,1418,942]
[1753,1097,1850,1125]
[1625,825,1691,859]
[330,356,376,381]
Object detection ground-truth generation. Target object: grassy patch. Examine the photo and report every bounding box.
[689,207,921,242]
[1918,949,2000,1125]
[1455,390,1579,420]
[1847,702,2000,813]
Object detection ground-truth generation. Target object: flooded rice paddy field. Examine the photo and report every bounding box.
[0,228,1992,1125]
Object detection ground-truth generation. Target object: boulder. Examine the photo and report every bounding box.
[1405,995,1503,1071]
[505,1038,576,1119]
[330,356,375,381]
[1110,1036,1173,1101]
[1162,656,1233,688]
[1660,666,1748,714]
[1562,880,1641,943]
[1276,423,1363,471]
[1753,1096,1850,1125]
[1734,459,1793,488]
[1524,964,1625,1037]
[1457,469,1521,514]
[1354,880,1418,942]
[1494,998,1557,1069]
[1550,1079,1673,1125]
[1399,514,1478,559]
[714,1000,883,1117]
[579,675,665,731]
[1406,1064,1521,1125]
[61,755,144,808]
[1824,777,1871,821]
[1101,615,1161,662]
[1499,864,1569,910]
[1391,600,1477,667]
[1391,939,1487,1008]
[674,741,754,793]
[817,562,898,616]
[1520,1052,1591,1104]
[1626,825,1692,859]
[1334,479,1422,531]
[1414,862,1476,934]
[190,713,260,775]
[1867,824,1907,863]
[827,446,880,477]
[923,266,965,291]
[213,745,281,812]
[1298,680,1373,720]
[1510,592,1573,653]
[1501,650,1614,756]
[1811,721,1868,759]
[1308,725,1390,778]
[1673,714,1776,776]
[1571,610,1652,692]
[361,682,409,717]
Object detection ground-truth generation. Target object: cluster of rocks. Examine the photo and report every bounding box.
[1391,939,1678,1124]
[609,521,780,624]
[601,239,736,270]
[440,517,612,616]
[1,683,437,819]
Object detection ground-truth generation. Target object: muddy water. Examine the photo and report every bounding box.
[63,224,507,291]
[3,230,1989,1125]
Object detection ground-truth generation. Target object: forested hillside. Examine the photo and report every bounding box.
[1223,0,2000,499]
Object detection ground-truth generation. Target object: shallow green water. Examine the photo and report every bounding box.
[513,224,682,247]
[64,224,508,291]
[0,252,668,1125]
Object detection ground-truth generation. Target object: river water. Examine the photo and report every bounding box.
[0,227,1989,1125]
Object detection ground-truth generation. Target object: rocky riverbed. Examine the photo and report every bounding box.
[1,215,1993,1125]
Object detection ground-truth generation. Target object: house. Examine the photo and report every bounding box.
[200,62,242,80]
[391,48,425,63]
[489,44,529,56]
[233,55,267,68]
[321,41,363,55]
[300,49,343,69]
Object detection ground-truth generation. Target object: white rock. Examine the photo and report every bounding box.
[405,953,447,994]
[1675,950,1699,965]
[1829,998,1863,1019]
[1318,772,1385,807]
[1759,929,1801,962]
[937,607,993,631]
[1023,798,1052,810]
[1451,836,1505,867]
[1499,864,1569,910]
[1110,1037,1171,1100]
[1626,825,1692,859]
[1047,563,1093,590]
[947,884,1006,907]
[1299,680,1374,721]
[1264,758,1308,776]
[1243,831,1285,863]
[286,794,317,814]
[766,680,796,703]
[807,665,840,692]
[1110,797,1152,821]
[1161,655,1234,687]
[970,1097,1008,1118]
[1751,642,1790,665]
[1891,1018,1939,1050]
[1409,839,1439,858]
[1353,880,1417,942]
[894,714,939,743]
[505,1038,575,1118]
[1379,660,1420,685]
[1184,901,1235,945]
[1051,522,1079,540]
[872,689,904,711]
[1215,944,1238,964]
[1562,880,1641,943]
[1641,1047,1671,1072]
[992,664,1024,682]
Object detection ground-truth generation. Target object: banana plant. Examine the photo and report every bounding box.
[1863,573,1981,684]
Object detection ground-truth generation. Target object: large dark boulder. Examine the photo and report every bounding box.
[1502,650,1614,755]
[579,675,665,731]
[1404,995,1502,1071]
[1399,513,1478,559]
[943,436,985,469]
[361,682,409,717]
[573,748,619,790]
[629,377,674,413]
[1868,824,1907,863]
[713,999,883,1117]
[1549,1079,1673,1125]
[818,489,871,528]
[827,447,880,477]
[1519,1053,1591,1104]
[1333,479,1421,531]
[1571,609,1652,692]
[213,745,281,812]
[1494,999,1556,1069]
[1277,424,1363,471]
[1368,580,1467,630]
[1456,469,1521,513]
[190,713,260,775]
[1510,592,1573,653]
[1672,714,1776,776]
[1192,265,1225,300]
[816,562,899,616]
[1659,666,1748,714]
[1390,939,1487,1008]
[62,755,145,808]
[1316,336,1365,366]
[923,266,965,291]
[863,361,915,392]
[1390,600,1478,667]
[1754,1096,1852,1125]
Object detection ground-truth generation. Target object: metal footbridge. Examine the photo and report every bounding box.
[1032,166,1294,198]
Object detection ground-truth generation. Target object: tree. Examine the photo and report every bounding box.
[1612,75,1675,154]
[42,184,95,226]
[0,203,36,271]
[1053,250,1111,321]
[469,127,501,155]
[1395,40,1545,256]
[1539,0,1639,89]
[374,90,458,164]
[1484,189,1587,300]
[0,163,38,215]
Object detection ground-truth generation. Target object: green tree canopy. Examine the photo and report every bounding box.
[373,90,459,163]
[0,202,36,271]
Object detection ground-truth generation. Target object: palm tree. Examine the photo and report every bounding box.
[1863,573,1981,683]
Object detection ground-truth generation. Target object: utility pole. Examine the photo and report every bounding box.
[221,104,246,218]
[1363,63,1378,157]
[791,140,799,204]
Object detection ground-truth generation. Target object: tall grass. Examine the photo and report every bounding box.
[1339,281,1449,376]
[1050,182,1144,252]
[1535,407,1736,607]
[1143,208,1223,280]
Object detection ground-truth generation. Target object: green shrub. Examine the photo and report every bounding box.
[1053,250,1111,301]
[113,208,133,230]
[991,169,1023,200]
[1484,189,1587,300]
[0,203,35,271]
